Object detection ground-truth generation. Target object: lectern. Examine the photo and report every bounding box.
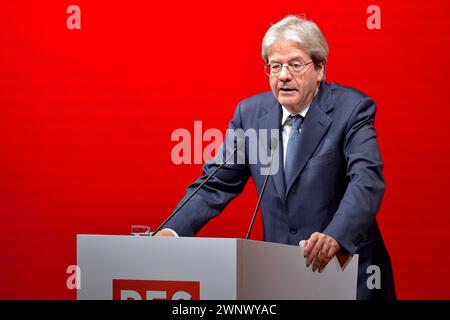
[77,235,358,300]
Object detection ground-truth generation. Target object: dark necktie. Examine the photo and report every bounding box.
[284,115,304,187]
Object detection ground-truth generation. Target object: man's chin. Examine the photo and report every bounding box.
[277,97,299,110]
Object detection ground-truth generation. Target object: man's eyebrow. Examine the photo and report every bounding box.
[288,56,305,62]
[268,56,307,63]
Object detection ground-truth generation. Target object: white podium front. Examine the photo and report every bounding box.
[77,235,358,300]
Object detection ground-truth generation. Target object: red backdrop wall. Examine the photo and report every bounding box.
[1,0,450,299]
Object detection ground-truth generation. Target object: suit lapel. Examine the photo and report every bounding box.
[285,83,333,197]
[258,98,286,204]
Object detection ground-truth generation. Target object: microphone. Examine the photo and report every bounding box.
[246,138,278,239]
[152,143,239,236]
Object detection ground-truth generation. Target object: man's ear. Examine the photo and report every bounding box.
[317,63,326,82]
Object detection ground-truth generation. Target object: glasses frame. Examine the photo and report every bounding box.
[264,61,314,76]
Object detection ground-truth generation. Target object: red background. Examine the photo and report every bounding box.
[1,0,450,299]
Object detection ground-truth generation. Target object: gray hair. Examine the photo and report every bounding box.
[262,15,329,77]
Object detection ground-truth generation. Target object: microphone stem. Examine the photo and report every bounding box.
[246,145,276,239]
[152,146,238,236]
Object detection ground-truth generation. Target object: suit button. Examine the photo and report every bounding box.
[352,234,365,246]
[289,228,298,235]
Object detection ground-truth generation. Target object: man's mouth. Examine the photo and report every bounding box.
[280,88,297,92]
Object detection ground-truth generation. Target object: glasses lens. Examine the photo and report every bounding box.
[290,63,303,73]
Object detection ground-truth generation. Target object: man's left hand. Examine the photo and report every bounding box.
[299,232,340,273]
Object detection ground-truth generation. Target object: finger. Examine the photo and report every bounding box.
[318,251,333,273]
[319,241,339,272]
[304,233,319,258]
[300,240,309,261]
[313,242,329,272]
[319,255,332,273]
[299,240,307,248]
[317,242,331,272]
[312,254,321,272]
[329,242,340,259]
[307,236,324,268]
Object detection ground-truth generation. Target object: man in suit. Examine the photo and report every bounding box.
[156,15,396,299]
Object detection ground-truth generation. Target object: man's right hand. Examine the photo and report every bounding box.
[152,229,177,237]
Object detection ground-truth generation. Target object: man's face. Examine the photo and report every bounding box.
[268,40,324,113]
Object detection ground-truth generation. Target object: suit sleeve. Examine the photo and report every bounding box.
[323,97,386,255]
[163,103,251,236]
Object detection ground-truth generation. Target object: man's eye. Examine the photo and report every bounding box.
[270,64,280,70]
[291,63,303,69]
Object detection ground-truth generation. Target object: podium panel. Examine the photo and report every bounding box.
[77,235,358,300]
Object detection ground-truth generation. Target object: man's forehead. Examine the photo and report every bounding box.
[267,41,310,62]
[268,53,309,63]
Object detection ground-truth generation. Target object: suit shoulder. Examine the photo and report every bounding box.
[327,82,376,118]
[326,82,378,125]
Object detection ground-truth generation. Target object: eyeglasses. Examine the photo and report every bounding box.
[264,61,313,76]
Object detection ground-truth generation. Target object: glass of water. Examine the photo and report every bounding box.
[131,225,150,236]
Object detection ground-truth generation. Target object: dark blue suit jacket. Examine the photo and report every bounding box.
[166,82,396,299]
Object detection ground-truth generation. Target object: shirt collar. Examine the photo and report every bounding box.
[281,103,310,127]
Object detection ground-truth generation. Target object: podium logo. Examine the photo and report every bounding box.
[112,279,200,300]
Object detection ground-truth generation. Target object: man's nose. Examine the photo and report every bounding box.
[278,65,292,82]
